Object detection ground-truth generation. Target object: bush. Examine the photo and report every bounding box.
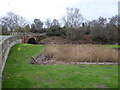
[90,25,118,44]
[65,28,85,41]
[30,29,46,33]
[38,29,46,33]
[37,35,47,42]
[46,25,65,36]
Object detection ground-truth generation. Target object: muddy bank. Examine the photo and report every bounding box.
[30,54,118,65]
[30,44,119,65]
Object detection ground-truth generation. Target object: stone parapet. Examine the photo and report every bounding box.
[0,35,22,89]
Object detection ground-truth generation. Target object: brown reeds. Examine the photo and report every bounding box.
[43,44,118,62]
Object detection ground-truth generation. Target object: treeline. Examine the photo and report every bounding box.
[0,8,118,44]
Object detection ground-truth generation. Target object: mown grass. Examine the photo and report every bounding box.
[2,44,118,88]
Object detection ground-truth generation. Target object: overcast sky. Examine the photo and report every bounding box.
[0,0,119,24]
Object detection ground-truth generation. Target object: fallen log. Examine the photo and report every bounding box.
[31,56,37,62]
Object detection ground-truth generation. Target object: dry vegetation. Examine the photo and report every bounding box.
[43,44,118,63]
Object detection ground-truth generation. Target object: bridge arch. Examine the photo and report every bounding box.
[22,35,37,44]
[27,38,37,44]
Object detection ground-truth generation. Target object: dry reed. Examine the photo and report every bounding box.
[43,44,118,62]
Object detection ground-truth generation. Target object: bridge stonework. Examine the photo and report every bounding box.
[22,35,37,43]
[22,33,45,43]
[0,35,22,89]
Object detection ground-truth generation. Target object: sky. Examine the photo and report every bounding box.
[0,0,119,24]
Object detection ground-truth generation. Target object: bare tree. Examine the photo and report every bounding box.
[31,19,43,33]
[0,12,27,32]
[108,15,118,26]
[34,19,43,30]
[51,19,60,26]
[88,19,100,28]
[23,24,30,32]
[88,17,107,28]
[45,18,51,28]
[98,17,107,27]
[89,15,118,44]
[62,8,84,28]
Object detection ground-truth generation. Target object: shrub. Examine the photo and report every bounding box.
[90,24,118,44]
[65,28,84,41]
[37,35,47,42]
[46,25,65,36]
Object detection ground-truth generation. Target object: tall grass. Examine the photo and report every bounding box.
[43,44,118,62]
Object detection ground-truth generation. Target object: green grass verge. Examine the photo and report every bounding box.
[98,45,120,48]
[2,44,118,88]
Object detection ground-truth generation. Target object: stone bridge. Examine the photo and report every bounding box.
[0,32,46,89]
[22,33,45,44]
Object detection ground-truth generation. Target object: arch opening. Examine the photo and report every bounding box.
[27,38,37,44]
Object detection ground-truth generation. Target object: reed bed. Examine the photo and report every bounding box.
[43,44,118,62]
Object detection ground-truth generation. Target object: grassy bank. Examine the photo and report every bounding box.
[98,45,120,48]
[2,44,118,88]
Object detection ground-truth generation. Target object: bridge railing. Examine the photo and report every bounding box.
[10,32,24,35]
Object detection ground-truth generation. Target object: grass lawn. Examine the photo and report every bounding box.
[2,44,118,88]
[98,45,120,48]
